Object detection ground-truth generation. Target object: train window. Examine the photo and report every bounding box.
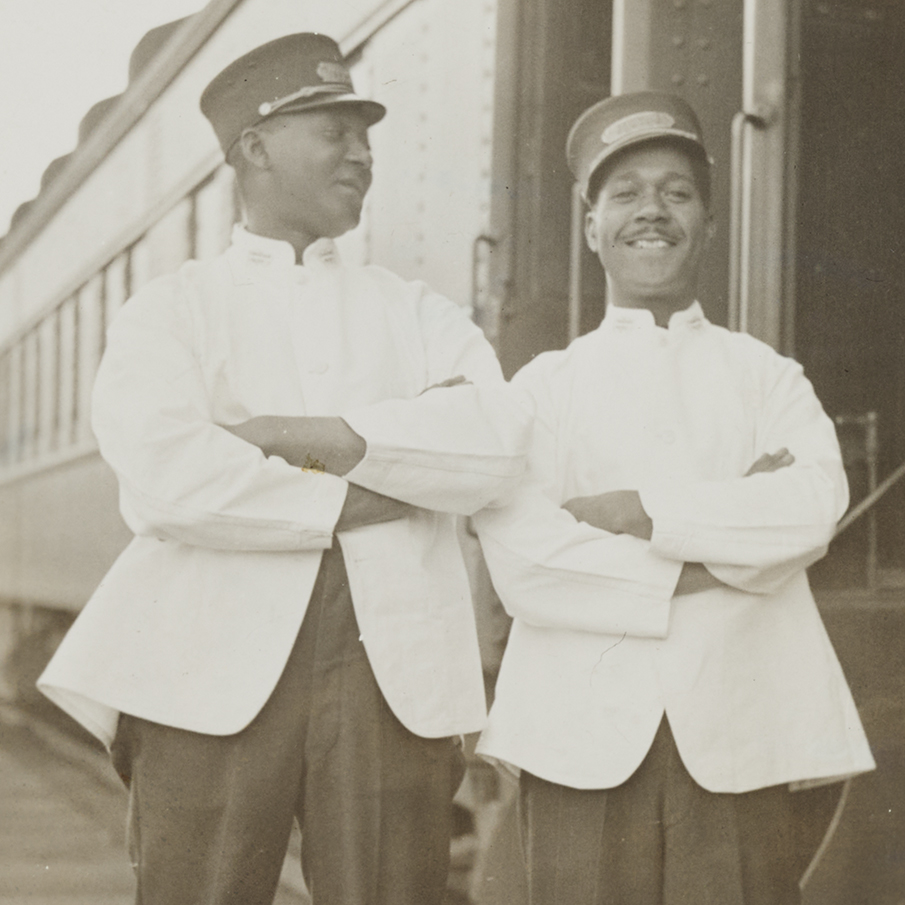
[129,237,152,297]
[21,330,39,461]
[147,198,193,281]
[6,345,22,464]
[0,352,9,466]
[104,255,129,338]
[37,313,59,456]
[76,277,103,445]
[58,296,78,448]
[195,166,237,261]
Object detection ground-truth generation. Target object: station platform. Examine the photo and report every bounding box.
[0,704,310,905]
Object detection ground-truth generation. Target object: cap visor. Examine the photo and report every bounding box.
[276,93,386,125]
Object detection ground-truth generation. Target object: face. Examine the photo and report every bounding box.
[585,143,712,310]
[255,107,374,245]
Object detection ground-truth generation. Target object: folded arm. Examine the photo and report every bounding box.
[562,449,797,597]
[221,414,416,532]
[474,485,682,638]
[93,286,354,550]
[335,287,531,515]
[472,369,681,638]
[636,356,848,594]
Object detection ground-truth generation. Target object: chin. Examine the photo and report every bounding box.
[329,205,364,238]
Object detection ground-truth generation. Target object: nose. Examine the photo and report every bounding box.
[346,131,373,169]
[635,186,668,220]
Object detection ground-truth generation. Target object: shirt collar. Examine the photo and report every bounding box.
[226,225,341,285]
[602,300,706,332]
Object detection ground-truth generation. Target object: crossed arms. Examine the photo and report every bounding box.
[222,414,408,532]
[562,449,796,597]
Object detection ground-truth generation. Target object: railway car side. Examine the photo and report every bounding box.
[0,0,902,902]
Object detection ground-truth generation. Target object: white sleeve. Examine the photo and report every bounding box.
[639,349,848,594]
[93,281,348,551]
[473,359,681,638]
[343,285,531,515]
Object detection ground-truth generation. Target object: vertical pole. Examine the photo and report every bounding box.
[568,182,585,343]
[865,411,879,589]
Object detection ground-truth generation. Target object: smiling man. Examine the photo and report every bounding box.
[473,93,874,905]
[38,32,530,905]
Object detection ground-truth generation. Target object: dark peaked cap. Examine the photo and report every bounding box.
[566,91,710,201]
[200,33,386,154]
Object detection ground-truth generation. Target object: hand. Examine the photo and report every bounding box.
[745,447,795,477]
[221,416,366,476]
[562,490,653,540]
[673,562,726,596]
[221,415,275,449]
[419,375,472,395]
[335,484,416,531]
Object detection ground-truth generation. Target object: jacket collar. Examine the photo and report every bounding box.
[225,226,341,285]
[602,300,706,332]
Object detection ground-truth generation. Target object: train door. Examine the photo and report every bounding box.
[491,0,612,377]
[493,0,748,377]
[793,0,905,589]
[787,8,905,903]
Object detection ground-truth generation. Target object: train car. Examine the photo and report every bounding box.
[0,0,902,901]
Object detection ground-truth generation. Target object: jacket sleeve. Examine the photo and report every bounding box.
[638,347,848,594]
[472,359,681,638]
[92,280,348,551]
[342,284,531,515]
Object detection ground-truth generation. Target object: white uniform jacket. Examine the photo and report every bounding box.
[39,227,530,748]
[474,302,874,794]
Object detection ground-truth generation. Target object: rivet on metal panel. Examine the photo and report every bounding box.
[671,74,685,86]
[696,74,710,86]
[672,35,685,48]
[697,37,711,49]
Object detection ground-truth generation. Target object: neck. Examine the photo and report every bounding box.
[607,287,695,328]
[244,208,317,264]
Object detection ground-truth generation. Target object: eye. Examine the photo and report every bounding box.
[609,187,637,202]
[664,184,695,202]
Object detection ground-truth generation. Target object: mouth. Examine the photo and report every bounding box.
[335,176,370,197]
[624,233,677,249]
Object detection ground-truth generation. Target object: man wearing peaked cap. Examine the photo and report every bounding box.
[38,32,530,905]
[200,32,386,155]
[473,91,873,904]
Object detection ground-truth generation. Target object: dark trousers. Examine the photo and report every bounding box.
[111,547,465,905]
[520,718,841,905]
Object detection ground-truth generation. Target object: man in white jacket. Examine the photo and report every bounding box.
[473,92,874,905]
[38,33,529,905]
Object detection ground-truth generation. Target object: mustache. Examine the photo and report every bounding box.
[620,227,682,243]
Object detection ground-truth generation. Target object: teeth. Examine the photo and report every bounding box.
[630,238,670,249]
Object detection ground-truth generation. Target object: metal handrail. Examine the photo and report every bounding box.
[833,412,879,589]
[836,457,905,537]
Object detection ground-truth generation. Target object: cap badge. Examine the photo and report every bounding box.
[602,111,675,145]
[317,60,352,86]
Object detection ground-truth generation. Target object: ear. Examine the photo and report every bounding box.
[584,208,599,253]
[237,125,271,171]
